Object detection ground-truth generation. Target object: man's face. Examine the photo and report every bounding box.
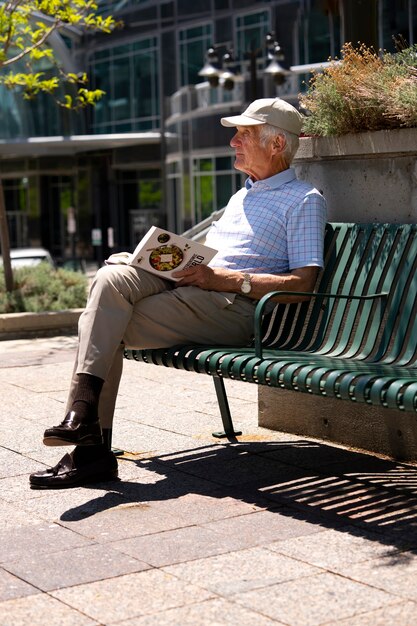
[229,125,274,181]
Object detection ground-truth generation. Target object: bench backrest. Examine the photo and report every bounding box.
[262,223,417,366]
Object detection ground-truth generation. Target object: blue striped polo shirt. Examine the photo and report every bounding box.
[206,168,327,274]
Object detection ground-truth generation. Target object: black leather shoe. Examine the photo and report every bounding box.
[43,410,103,446]
[29,450,118,489]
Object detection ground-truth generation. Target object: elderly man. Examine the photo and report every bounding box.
[30,97,327,489]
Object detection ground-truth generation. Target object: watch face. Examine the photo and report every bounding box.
[241,275,251,294]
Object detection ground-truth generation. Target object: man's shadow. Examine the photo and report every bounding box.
[60,438,417,553]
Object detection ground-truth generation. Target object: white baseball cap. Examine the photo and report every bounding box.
[221,97,304,136]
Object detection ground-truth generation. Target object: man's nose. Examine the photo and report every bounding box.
[230,132,240,147]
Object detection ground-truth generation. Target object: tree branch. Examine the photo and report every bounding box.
[3,21,60,66]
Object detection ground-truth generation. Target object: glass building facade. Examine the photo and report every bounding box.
[0,0,416,263]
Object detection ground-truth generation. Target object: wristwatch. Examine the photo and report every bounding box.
[240,273,252,295]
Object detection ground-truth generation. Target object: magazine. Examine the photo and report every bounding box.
[106,226,217,282]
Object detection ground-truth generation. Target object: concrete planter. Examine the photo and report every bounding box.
[261,127,417,461]
[294,127,417,223]
[0,308,83,339]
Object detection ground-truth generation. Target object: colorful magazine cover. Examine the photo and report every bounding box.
[106,226,217,282]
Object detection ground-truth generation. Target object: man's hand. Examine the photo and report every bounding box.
[172,265,319,303]
[173,265,238,292]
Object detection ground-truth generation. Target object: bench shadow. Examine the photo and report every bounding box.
[60,438,417,552]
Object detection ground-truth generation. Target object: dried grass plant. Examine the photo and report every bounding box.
[300,42,417,136]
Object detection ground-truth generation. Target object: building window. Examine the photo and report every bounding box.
[297,0,341,65]
[167,161,184,232]
[235,9,270,60]
[179,23,213,87]
[89,37,160,133]
[3,178,29,247]
[380,0,417,49]
[192,155,242,225]
[116,170,163,248]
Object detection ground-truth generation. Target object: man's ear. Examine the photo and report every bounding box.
[272,134,286,154]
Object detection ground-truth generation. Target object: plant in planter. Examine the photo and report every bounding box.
[0,264,88,314]
[300,42,417,136]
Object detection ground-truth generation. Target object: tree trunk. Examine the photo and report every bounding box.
[0,179,14,293]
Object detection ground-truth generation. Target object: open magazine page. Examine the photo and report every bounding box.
[106,226,217,282]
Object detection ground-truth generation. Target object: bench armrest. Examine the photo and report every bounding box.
[254,290,388,358]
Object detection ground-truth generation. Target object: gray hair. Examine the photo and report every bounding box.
[258,124,299,165]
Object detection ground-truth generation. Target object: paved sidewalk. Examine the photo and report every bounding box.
[1,334,417,626]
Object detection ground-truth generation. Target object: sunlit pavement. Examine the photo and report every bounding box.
[1,333,417,626]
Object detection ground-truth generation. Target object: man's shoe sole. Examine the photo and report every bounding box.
[30,469,118,489]
[43,433,103,446]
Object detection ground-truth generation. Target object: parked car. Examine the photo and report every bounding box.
[0,247,55,269]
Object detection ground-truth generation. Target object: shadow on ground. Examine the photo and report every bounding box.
[60,439,417,555]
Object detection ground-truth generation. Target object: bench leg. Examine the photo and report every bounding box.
[211,375,242,439]
[105,428,124,456]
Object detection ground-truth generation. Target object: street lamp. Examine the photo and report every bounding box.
[264,33,291,86]
[198,33,290,98]
[198,46,222,88]
[198,46,243,90]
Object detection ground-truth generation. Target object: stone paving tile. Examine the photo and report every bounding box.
[118,364,258,426]
[0,335,78,359]
[267,525,404,569]
[220,456,309,488]
[59,499,194,541]
[0,498,44,529]
[331,550,417,602]
[51,569,214,624]
[150,490,266,525]
[163,545,321,596]
[117,597,282,626]
[110,524,249,567]
[0,568,38,602]
[146,444,307,488]
[13,397,70,427]
[59,491,265,543]
[116,452,234,485]
[3,543,149,592]
[135,407,248,438]
[255,469,417,541]
[0,521,93,564]
[0,384,62,423]
[261,440,399,472]
[324,600,417,626]
[0,415,62,458]
[110,421,215,457]
[14,443,75,470]
[0,473,55,503]
[233,571,398,626]
[120,361,256,403]
[52,463,232,526]
[316,456,411,479]
[0,594,98,626]
[19,484,126,523]
[0,445,43,478]
[110,509,322,569]
[145,442,245,467]
[202,508,323,547]
[339,463,417,495]
[0,362,73,392]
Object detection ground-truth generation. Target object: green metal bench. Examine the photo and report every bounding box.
[124,223,417,438]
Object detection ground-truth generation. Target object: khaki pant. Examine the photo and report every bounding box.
[66,264,256,428]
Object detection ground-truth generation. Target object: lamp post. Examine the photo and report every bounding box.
[198,33,290,100]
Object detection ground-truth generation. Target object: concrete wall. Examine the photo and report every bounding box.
[259,127,417,461]
[294,127,417,223]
